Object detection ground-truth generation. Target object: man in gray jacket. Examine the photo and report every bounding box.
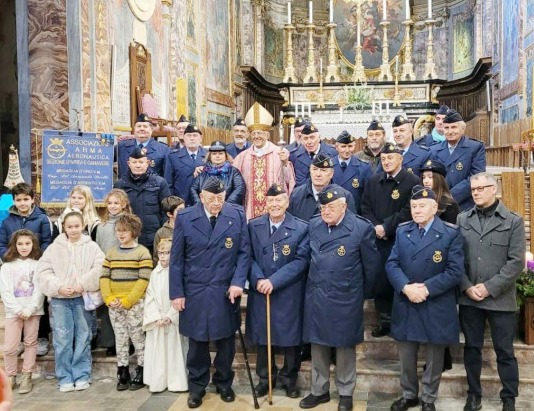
[457,172,525,411]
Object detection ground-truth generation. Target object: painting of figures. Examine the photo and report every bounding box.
[206,0,230,95]
[334,0,406,69]
[502,0,519,86]
[452,12,474,74]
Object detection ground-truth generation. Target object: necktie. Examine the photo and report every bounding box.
[419,227,425,238]
[271,225,277,236]
[210,216,217,230]
[191,153,196,161]
[340,161,347,171]
[402,150,406,156]
[449,146,455,155]
[138,143,144,150]
[310,152,315,160]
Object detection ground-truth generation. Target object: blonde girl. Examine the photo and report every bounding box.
[56,185,100,239]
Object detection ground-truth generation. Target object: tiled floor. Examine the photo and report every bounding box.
[10,375,534,411]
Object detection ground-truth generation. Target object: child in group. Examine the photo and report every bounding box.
[0,182,53,357]
[143,239,188,393]
[55,185,102,347]
[95,189,132,356]
[100,214,152,391]
[152,196,184,263]
[37,211,105,392]
[0,230,44,394]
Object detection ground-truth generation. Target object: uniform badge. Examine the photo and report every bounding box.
[337,245,346,256]
[225,237,233,249]
[426,160,432,166]
[407,168,413,174]
[282,244,291,256]
[456,162,463,171]
[352,178,359,188]
[432,250,443,263]
[422,190,428,197]
[140,148,147,155]
[327,192,333,199]
[391,189,400,200]
[150,159,155,167]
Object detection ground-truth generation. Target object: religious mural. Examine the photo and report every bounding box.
[206,0,230,96]
[264,24,284,79]
[334,0,406,70]
[187,64,198,124]
[492,0,500,66]
[452,12,474,74]
[234,0,242,72]
[527,56,534,117]
[502,0,519,87]
[207,112,232,131]
[186,0,196,48]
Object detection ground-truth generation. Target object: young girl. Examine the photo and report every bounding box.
[56,185,101,239]
[95,189,131,355]
[0,230,44,395]
[420,160,460,224]
[143,239,188,393]
[37,211,105,392]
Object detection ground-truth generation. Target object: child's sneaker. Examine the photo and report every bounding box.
[75,381,90,391]
[8,376,16,389]
[18,372,32,394]
[59,383,75,392]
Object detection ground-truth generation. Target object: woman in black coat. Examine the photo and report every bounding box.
[190,140,246,206]
[420,159,460,225]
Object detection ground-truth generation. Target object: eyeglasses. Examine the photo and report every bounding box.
[157,251,170,256]
[470,184,495,193]
[319,203,343,212]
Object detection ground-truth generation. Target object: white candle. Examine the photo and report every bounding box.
[288,1,292,24]
[382,0,387,20]
[309,0,313,24]
[357,15,361,46]
[372,101,376,116]
[329,0,333,23]
[320,58,323,76]
[339,106,343,121]
[395,56,399,73]
[405,0,410,19]
[428,0,432,19]
[308,103,312,117]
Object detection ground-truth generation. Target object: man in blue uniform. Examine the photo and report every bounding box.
[289,124,337,187]
[288,154,356,222]
[170,177,250,408]
[117,113,170,178]
[173,114,189,149]
[415,105,449,148]
[386,185,464,411]
[226,118,251,159]
[286,117,310,152]
[299,185,380,411]
[247,184,310,398]
[430,109,486,211]
[355,120,387,173]
[164,123,208,206]
[114,147,171,253]
[332,130,371,212]
[361,144,420,337]
[391,115,431,176]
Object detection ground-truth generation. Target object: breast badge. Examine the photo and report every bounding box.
[432,250,443,263]
[352,178,359,188]
[407,168,413,174]
[391,189,400,200]
[225,237,233,249]
[456,162,463,171]
[282,244,291,256]
[337,245,346,256]
[150,159,156,167]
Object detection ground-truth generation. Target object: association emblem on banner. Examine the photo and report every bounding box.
[47,138,67,159]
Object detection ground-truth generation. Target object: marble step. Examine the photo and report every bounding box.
[23,349,534,400]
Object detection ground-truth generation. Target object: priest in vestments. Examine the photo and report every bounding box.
[233,102,295,220]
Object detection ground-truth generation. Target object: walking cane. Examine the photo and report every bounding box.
[266,294,273,405]
[235,296,260,409]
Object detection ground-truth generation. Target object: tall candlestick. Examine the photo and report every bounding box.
[382,0,387,20]
[309,0,313,24]
[288,1,292,25]
[329,0,333,23]
[405,0,410,19]
[428,0,432,19]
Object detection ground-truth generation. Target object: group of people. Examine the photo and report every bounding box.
[0,102,524,411]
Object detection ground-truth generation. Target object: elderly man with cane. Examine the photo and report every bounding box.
[247,183,310,401]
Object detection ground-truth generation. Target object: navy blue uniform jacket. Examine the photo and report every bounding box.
[169,202,251,341]
[289,142,338,187]
[117,138,170,178]
[246,213,310,347]
[430,136,486,211]
[332,156,371,213]
[303,212,380,347]
[386,218,465,344]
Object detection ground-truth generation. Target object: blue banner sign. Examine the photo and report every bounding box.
[41,130,114,206]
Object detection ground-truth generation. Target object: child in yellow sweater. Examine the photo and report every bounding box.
[100,214,152,392]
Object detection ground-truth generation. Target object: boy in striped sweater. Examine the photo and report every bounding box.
[100,214,153,391]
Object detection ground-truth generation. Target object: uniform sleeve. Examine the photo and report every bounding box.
[424,229,465,297]
[484,215,525,298]
[385,231,411,294]
[450,143,486,205]
[247,225,265,289]
[189,175,202,205]
[346,194,357,215]
[382,198,413,239]
[231,210,251,289]
[360,180,380,225]
[360,222,380,298]
[164,157,176,196]
[169,215,186,299]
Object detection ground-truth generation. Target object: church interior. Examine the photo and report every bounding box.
[1,0,534,410]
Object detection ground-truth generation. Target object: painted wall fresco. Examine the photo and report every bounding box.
[264,23,284,79]
[207,112,232,130]
[206,0,230,96]
[334,0,406,69]
[452,13,474,74]
[502,0,519,87]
